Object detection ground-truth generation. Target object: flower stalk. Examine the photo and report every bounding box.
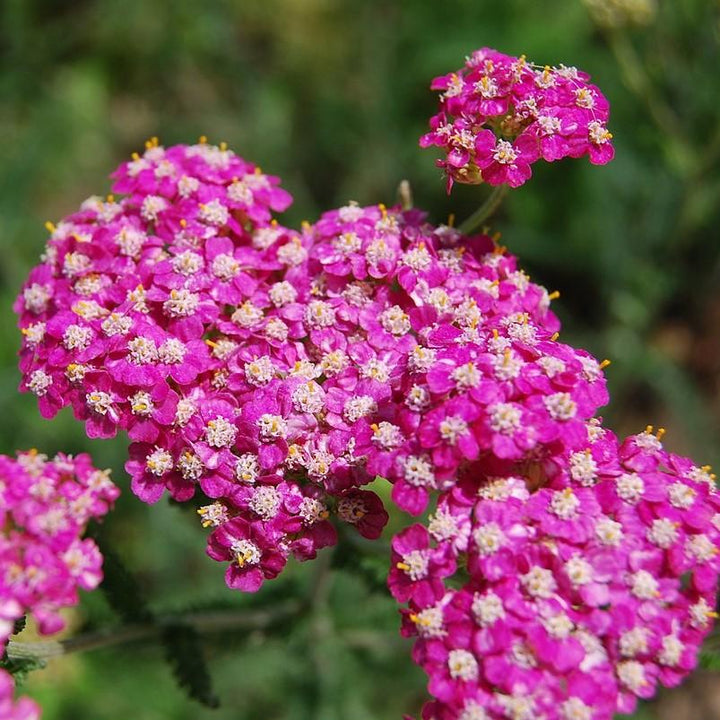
[458,184,509,235]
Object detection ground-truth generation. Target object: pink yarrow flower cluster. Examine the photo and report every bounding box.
[17,151,603,593]
[14,123,718,720]
[420,48,614,190]
[16,141,392,594]
[393,426,720,720]
[0,451,118,718]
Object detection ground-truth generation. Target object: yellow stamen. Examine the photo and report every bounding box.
[548,290,560,300]
[656,428,666,440]
[131,152,140,161]
[219,141,228,151]
[205,339,219,349]
[396,562,410,572]
[550,332,560,341]
[447,213,455,228]
[645,425,654,434]
[44,221,56,233]
[599,359,611,369]
[198,135,208,144]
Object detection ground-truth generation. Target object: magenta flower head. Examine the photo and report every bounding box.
[420,48,614,190]
[0,450,117,634]
[17,157,608,595]
[392,422,720,719]
[0,450,117,716]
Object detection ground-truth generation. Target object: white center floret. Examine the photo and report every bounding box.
[595,517,624,546]
[550,488,580,519]
[163,289,200,318]
[398,550,429,581]
[564,556,593,586]
[257,414,287,440]
[668,481,696,509]
[473,522,505,555]
[231,539,261,567]
[544,392,577,421]
[617,660,647,692]
[344,395,377,423]
[472,592,505,626]
[489,403,521,435]
[379,305,411,336]
[235,454,260,483]
[619,627,649,657]
[453,362,481,389]
[28,370,53,397]
[616,473,645,503]
[521,566,557,598]
[439,415,469,445]
[569,450,598,486]
[629,570,659,600]
[561,697,593,720]
[402,455,435,488]
[249,486,281,520]
[146,447,173,476]
[647,518,679,549]
[447,649,479,681]
[205,417,238,448]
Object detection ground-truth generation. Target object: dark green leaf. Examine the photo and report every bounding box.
[161,622,219,709]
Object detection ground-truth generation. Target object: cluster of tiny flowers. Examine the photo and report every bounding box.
[15,133,718,718]
[17,147,605,592]
[420,48,614,189]
[392,425,720,720]
[0,451,118,718]
[15,140,393,594]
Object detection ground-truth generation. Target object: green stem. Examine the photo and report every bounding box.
[5,601,302,661]
[458,185,509,235]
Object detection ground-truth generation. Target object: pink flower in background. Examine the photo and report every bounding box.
[420,48,614,189]
[0,451,117,717]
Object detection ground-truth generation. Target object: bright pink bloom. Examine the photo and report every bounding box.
[420,48,614,190]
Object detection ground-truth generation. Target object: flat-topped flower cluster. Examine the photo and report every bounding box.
[393,426,720,720]
[420,48,614,189]
[0,451,118,718]
[12,44,719,720]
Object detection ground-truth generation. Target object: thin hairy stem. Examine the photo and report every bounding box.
[5,600,302,661]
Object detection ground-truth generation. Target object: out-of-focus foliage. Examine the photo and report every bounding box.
[0,1,719,718]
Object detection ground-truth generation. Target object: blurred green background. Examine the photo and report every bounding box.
[1,0,719,718]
